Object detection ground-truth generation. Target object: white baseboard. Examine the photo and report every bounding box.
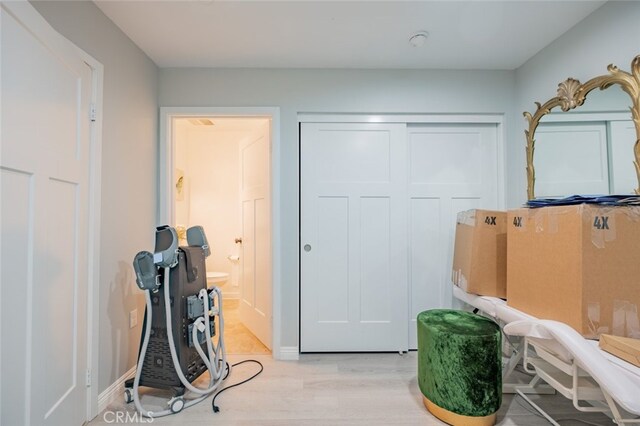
[98,366,136,413]
[279,346,299,361]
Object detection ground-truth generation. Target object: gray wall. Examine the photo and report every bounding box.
[159,68,517,349]
[31,1,158,394]
[512,1,640,206]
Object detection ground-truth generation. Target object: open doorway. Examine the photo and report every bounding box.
[169,115,273,356]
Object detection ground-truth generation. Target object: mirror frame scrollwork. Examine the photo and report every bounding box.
[524,55,640,200]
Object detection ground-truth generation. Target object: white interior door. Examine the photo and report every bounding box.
[407,124,498,349]
[534,122,609,197]
[300,123,408,352]
[1,3,93,425]
[239,122,272,350]
[610,120,637,194]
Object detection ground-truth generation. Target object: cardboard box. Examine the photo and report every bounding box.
[507,204,640,339]
[599,334,640,367]
[451,209,507,298]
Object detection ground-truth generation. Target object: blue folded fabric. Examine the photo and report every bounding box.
[526,194,640,208]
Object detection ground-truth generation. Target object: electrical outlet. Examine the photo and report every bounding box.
[129,309,138,329]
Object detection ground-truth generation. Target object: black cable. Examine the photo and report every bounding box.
[222,361,231,380]
[212,359,264,413]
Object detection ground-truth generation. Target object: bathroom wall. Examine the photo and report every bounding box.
[176,124,243,297]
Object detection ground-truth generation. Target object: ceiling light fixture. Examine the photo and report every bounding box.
[409,31,429,48]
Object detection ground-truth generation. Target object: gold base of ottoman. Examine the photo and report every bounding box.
[423,395,496,426]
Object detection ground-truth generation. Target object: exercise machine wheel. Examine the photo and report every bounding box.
[169,397,185,413]
[124,388,133,404]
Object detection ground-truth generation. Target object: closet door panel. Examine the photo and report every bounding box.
[610,120,637,194]
[534,122,609,197]
[300,123,408,352]
[407,124,498,349]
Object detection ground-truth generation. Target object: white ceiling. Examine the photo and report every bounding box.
[94,0,605,70]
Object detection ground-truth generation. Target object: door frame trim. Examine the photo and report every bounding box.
[539,111,629,123]
[1,2,105,421]
[85,57,104,424]
[159,106,282,359]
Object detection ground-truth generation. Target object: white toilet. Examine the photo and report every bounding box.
[206,271,229,289]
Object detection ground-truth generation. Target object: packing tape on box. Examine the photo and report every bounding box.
[529,206,574,234]
[452,268,467,289]
[544,205,577,234]
[528,205,640,238]
[613,300,640,339]
[548,209,559,234]
[535,212,545,233]
[587,300,640,339]
[587,302,608,338]
[456,210,476,227]
[530,205,618,247]
[533,209,560,234]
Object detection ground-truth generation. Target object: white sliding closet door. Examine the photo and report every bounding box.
[534,122,609,197]
[300,123,408,352]
[407,124,499,349]
[610,120,637,194]
[300,121,500,352]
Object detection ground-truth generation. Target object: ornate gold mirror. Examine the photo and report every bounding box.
[524,56,640,200]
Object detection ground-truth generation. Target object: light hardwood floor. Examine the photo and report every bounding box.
[91,352,616,425]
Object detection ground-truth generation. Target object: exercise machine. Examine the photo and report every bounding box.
[124,225,228,417]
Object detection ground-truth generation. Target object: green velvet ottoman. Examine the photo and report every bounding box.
[417,309,501,426]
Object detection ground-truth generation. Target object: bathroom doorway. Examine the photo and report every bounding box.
[168,114,273,356]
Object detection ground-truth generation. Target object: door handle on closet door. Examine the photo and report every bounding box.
[304,244,312,252]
